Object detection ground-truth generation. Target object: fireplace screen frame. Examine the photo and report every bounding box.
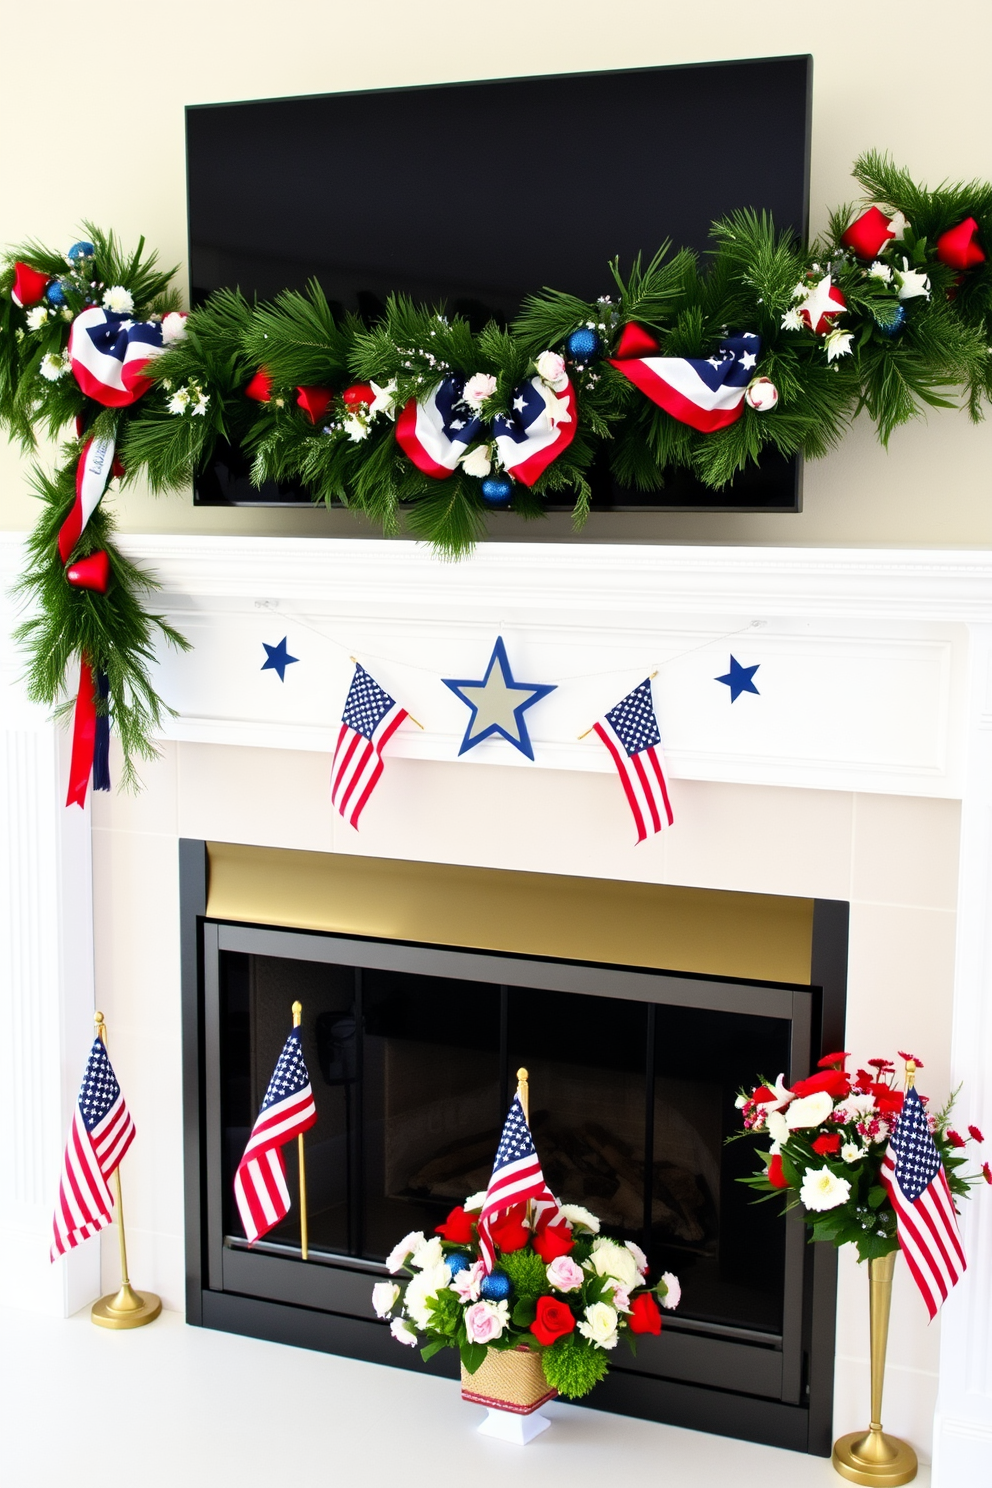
[180,840,844,1456]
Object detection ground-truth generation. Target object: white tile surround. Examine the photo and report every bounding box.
[2,533,991,1483]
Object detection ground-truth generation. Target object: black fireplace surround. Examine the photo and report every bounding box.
[180,841,846,1455]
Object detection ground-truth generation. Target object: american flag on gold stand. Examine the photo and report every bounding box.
[50,1036,135,1260]
[881,1083,966,1319]
[234,1028,317,1244]
[477,1093,560,1274]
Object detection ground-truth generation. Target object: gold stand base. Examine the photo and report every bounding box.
[91,1282,162,1330]
[832,1427,918,1485]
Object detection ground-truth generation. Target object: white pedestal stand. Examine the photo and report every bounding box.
[476,1406,552,1444]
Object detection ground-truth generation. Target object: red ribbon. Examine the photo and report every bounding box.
[66,656,98,808]
[58,436,116,562]
[936,217,985,271]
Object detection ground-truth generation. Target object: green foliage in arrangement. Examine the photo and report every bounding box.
[540,1333,612,1399]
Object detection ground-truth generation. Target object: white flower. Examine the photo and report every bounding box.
[577,1302,619,1349]
[535,350,568,391]
[659,1272,681,1310]
[887,211,909,242]
[786,1092,835,1129]
[403,1262,451,1329]
[734,1093,749,1109]
[588,1238,639,1291]
[895,258,930,301]
[833,1094,876,1123]
[464,1298,510,1344]
[191,391,209,416]
[385,1230,424,1273]
[102,285,134,314]
[372,1281,400,1318]
[791,282,808,300]
[766,1109,790,1147]
[463,1191,487,1213]
[167,387,191,415]
[161,311,188,345]
[460,444,492,478]
[841,1143,866,1164]
[39,352,69,381]
[624,1240,649,1276]
[780,307,804,332]
[390,1317,419,1347]
[868,261,893,282]
[368,378,398,420]
[409,1235,445,1271]
[25,306,49,330]
[799,1165,852,1213]
[824,329,854,362]
[558,1204,600,1234]
[342,412,369,442]
[450,1260,485,1303]
[608,1284,632,1313]
[462,372,497,409]
[546,1255,584,1292]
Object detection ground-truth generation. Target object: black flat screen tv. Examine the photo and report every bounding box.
[186,56,812,513]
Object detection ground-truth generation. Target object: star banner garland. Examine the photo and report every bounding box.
[2,153,992,791]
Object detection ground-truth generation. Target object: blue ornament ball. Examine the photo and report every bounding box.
[876,303,907,338]
[480,1270,511,1301]
[480,475,513,508]
[445,1253,472,1277]
[67,240,95,264]
[565,326,601,361]
[45,279,67,306]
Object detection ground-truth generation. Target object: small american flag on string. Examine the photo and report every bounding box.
[592,678,674,842]
[331,663,409,829]
[477,1096,561,1273]
[234,1028,317,1244]
[51,1036,135,1260]
[881,1085,967,1320]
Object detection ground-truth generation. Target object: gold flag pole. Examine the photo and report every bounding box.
[91,1012,162,1330]
[831,1060,919,1485]
[516,1067,529,1122]
[293,1001,309,1261]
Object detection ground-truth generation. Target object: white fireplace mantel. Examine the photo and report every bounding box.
[1,532,991,1482]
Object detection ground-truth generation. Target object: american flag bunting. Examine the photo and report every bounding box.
[592,677,674,842]
[331,663,409,829]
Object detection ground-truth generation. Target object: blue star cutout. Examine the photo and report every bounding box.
[261,637,298,682]
[442,636,556,760]
[715,655,760,702]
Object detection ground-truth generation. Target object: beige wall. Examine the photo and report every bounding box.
[1,0,991,546]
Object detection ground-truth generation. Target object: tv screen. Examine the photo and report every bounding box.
[186,56,812,512]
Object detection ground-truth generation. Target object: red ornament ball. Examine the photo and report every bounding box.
[65,549,111,594]
[342,383,375,407]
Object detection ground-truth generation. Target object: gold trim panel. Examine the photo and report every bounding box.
[205,842,813,985]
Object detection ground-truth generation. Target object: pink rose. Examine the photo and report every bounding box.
[608,1284,631,1313]
[535,351,568,391]
[450,1260,484,1302]
[546,1255,584,1292]
[462,373,497,409]
[464,1299,508,1344]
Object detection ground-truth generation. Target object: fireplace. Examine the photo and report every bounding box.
[180,839,847,1453]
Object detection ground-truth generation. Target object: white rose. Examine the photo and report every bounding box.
[463,1191,487,1213]
[390,1317,419,1347]
[161,311,188,345]
[786,1092,835,1129]
[372,1281,400,1318]
[403,1262,451,1329]
[460,444,492,478]
[659,1272,681,1310]
[409,1235,445,1271]
[535,350,568,391]
[102,285,134,314]
[462,372,497,409]
[577,1302,619,1349]
[558,1204,600,1234]
[588,1238,639,1291]
[744,376,778,412]
[25,306,49,330]
[385,1230,424,1273]
[799,1165,852,1213]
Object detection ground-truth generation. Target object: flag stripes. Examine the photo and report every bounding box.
[233,1029,317,1245]
[50,1038,135,1261]
[881,1085,966,1320]
[330,664,408,829]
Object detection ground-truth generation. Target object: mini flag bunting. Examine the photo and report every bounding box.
[590,677,673,842]
[234,1027,317,1245]
[477,1095,561,1274]
[331,663,409,829]
[608,322,761,432]
[50,1035,135,1260]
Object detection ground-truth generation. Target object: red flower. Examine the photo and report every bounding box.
[968,1126,985,1144]
[897,1051,924,1068]
[530,1294,575,1346]
[936,218,985,271]
[947,1130,967,1149]
[854,1069,876,1093]
[841,207,897,260]
[435,1205,475,1243]
[532,1220,574,1262]
[295,385,334,424]
[245,367,273,402]
[11,261,50,309]
[627,1292,662,1336]
[871,1084,903,1117]
[812,1133,842,1156]
[767,1154,791,1189]
[791,1070,850,1100]
[487,1203,529,1253]
[752,1086,777,1105]
[982,1163,992,1185]
[817,1051,851,1070]
[868,1058,895,1072]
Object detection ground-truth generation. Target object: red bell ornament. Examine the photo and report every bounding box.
[244,367,273,402]
[342,383,375,406]
[65,549,111,594]
[296,385,334,424]
[841,206,896,260]
[11,260,51,308]
[936,217,986,271]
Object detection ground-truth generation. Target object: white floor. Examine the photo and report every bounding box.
[1,1305,931,1488]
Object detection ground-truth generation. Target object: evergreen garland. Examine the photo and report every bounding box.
[2,154,991,784]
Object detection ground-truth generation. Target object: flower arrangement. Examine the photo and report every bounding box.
[372,1194,679,1400]
[735,1052,989,1260]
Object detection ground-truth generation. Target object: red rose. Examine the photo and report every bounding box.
[530,1294,575,1346]
[532,1220,574,1262]
[936,218,985,271]
[812,1133,842,1156]
[296,386,334,424]
[817,1051,851,1070]
[11,261,50,309]
[791,1070,850,1100]
[767,1154,791,1189]
[947,1130,967,1149]
[488,1203,529,1253]
[628,1292,662,1336]
[841,206,897,260]
[245,367,273,402]
[968,1126,984,1144]
[435,1205,475,1243]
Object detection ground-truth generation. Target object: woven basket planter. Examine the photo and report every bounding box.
[460,1344,557,1416]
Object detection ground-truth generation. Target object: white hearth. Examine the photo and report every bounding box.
[2,535,990,1483]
